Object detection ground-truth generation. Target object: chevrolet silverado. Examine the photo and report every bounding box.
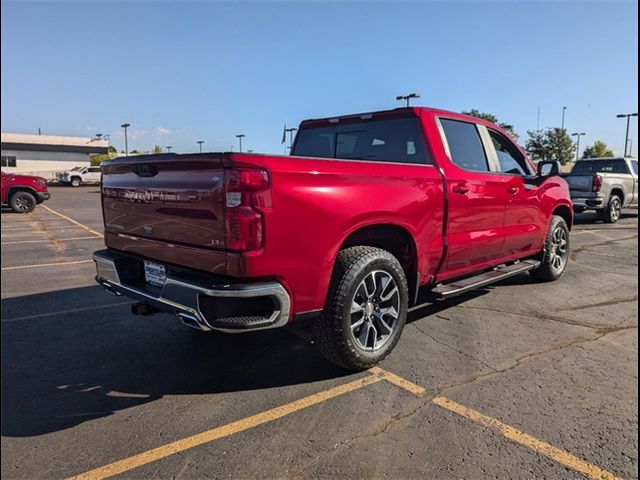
[93,107,573,370]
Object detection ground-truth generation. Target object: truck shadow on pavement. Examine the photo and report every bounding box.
[2,283,506,438]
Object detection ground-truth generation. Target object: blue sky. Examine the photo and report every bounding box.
[1,1,638,156]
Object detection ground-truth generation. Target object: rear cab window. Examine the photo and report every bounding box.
[292,117,432,165]
[572,159,630,174]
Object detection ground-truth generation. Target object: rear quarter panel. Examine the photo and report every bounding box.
[226,154,445,314]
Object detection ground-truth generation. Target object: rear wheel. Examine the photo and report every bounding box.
[313,246,408,370]
[599,195,622,224]
[530,215,569,282]
[9,191,37,213]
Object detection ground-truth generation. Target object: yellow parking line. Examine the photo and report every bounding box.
[40,205,103,237]
[67,374,383,480]
[1,259,93,271]
[432,396,620,480]
[370,366,426,395]
[2,236,102,245]
[62,366,619,480]
[2,225,89,231]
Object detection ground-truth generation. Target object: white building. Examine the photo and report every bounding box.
[1,132,110,180]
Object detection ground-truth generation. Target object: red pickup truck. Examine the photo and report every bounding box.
[1,171,51,213]
[93,107,572,369]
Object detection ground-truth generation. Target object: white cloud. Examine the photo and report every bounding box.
[154,127,172,136]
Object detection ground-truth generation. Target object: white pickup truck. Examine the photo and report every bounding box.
[56,166,102,187]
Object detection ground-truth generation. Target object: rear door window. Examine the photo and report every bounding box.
[439,119,489,172]
[293,117,431,165]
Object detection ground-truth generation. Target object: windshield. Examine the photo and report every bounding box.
[572,160,628,174]
[292,117,431,165]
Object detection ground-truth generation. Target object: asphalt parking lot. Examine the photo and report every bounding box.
[1,186,637,480]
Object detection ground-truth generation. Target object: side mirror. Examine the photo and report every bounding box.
[537,160,560,177]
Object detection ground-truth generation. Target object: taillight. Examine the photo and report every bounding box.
[593,175,603,192]
[224,168,269,252]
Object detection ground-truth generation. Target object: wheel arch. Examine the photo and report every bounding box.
[7,186,38,200]
[338,223,419,305]
[552,204,573,231]
[609,187,625,203]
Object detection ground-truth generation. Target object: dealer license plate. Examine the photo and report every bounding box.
[143,260,166,287]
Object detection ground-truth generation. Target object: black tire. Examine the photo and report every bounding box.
[529,215,570,282]
[9,191,37,213]
[313,246,408,371]
[70,177,82,187]
[599,195,622,224]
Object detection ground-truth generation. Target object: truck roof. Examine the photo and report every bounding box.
[574,157,628,161]
[299,106,488,129]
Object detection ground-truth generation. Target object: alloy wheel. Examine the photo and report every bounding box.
[349,270,400,352]
[549,226,568,271]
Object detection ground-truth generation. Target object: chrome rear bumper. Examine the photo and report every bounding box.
[93,249,291,333]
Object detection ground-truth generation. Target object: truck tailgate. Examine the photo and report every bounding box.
[101,154,226,252]
[564,173,594,192]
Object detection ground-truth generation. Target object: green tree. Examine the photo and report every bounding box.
[462,109,519,140]
[581,140,614,159]
[151,144,163,154]
[525,128,575,165]
[90,146,118,166]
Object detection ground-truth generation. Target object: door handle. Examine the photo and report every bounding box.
[508,186,520,195]
[452,184,469,194]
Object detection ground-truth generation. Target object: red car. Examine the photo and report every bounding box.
[1,171,51,213]
[93,106,572,369]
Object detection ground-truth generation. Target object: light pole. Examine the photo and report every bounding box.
[561,106,567,130]
[571,132,586,162]
[197,140,204,153]
[285,127,297,152]
[616,113,638,157]
[166,146,172,152]
[236,134,245,153]
[121,123,130,156]
[396,92,421,107]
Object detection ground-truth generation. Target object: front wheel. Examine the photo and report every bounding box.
[313,246,408,371]
[529,215,570,282]
[70,177,81,187]
[9,191,37,213]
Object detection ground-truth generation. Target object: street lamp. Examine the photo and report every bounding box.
[571,132,586,162]
[616,113,638,157]
[197,140,204,153]
[236,134,245,153]
[561,106,567,131]
[396,92,421,107]
[120,123,130,156]
[166,146,172,153]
